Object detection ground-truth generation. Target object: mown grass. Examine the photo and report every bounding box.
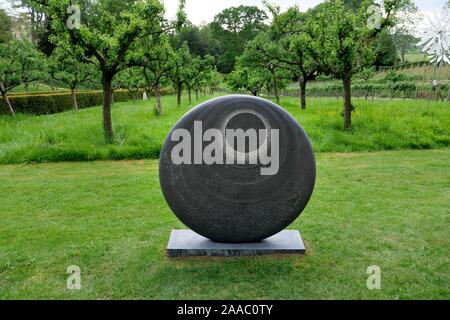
[0,95,449,164]
[9,83,69,94]
[403,53,427,63]
[0,149,448,299]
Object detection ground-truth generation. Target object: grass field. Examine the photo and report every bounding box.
[0,149,448,299]
[373,64,450,82]
[9,83,69,94]
[1,95,449,164]
[402,53,427,63]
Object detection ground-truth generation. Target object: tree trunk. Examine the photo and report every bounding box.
[70,88,78,111]
[195,89,199,101]
[102,75,114,142]
[343,77,352,130]
[447,87,450,102]
[0,82,15,116]
[188,88,192,104]
[273,78,280,104]
[437,87,444,102]
[155,87,162,116]
[177,83,182,107]
[299,77,306,110]
[24,82,29,93]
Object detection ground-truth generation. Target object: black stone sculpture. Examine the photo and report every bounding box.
[160,95,316,244]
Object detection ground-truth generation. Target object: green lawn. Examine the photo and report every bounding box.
[1,95,449,164]
[0,149,448,299]
[9,83,69,94]
[373,64,450,82]
[403,53,427,63]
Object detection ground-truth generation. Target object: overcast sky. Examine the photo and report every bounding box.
[0,0,447,24]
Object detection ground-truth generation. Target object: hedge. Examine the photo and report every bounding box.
[0,88,174,115]
[282,81,449,100]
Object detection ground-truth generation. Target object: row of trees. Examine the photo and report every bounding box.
[228,0,416,129]
[173,3,410,74]
[0,36,220,115]
[0,0,224,141]
[2,1,272,74]
[0,0,430,134]
[0,40,46,116]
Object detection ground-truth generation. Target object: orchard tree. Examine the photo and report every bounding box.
[255,6,318,109]
[239,33,292,104]
[31,0,185,141]
[115,67,145,103]
[195,67,219,97]
[204,69,222,95]
[227,65,267,96]
[49,46,96,111]
[0,40,46,116]
[393,33,418,63]
[140,38,173,115]
[183,55,214,104]
[380,0,419,63]
[307,0,411,129]
[168,42,191,107]
[192,55,215,101]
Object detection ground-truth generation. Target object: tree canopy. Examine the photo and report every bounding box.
[0,39,47,116]
[30,0,183,141]
[0,9,13,44]
[211,5,268,73]
[0,0,423,132]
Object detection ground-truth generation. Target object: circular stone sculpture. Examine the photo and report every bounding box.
[159,95,316,243]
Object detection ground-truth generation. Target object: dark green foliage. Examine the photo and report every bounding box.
[374,30,398,66]
[0,9,13,44]
[392,81,416,94]
[31,0,173,140]
[171,23,220,58]
[211,5,268,73]
[35,16,55,56]
[384,70,408,82]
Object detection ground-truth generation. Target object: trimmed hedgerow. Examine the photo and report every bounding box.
[0,88,174,115]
